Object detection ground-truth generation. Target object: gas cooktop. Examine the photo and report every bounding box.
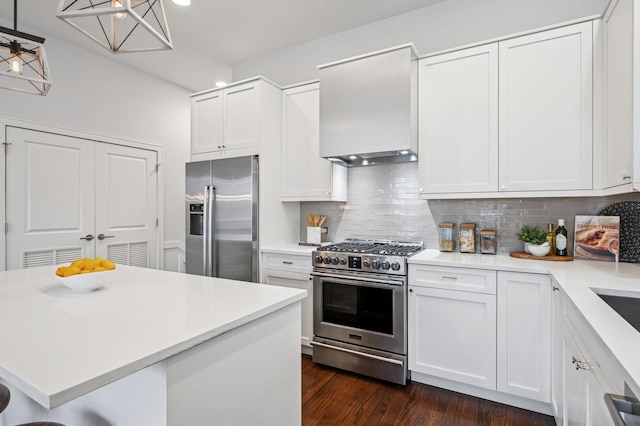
[312,239,423,276]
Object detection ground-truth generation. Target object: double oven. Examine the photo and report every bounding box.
[311,239,422,385]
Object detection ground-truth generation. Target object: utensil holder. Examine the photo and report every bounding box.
[307,227,322,244]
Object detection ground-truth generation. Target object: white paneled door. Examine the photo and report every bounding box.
[5,127,158,270]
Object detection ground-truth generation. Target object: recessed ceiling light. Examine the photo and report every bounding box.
[215,81,227,88]
[172,0,191,6]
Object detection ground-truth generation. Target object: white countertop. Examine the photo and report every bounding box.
[409,250,640,396]
[260,243,318,256]
[0,265,306,409]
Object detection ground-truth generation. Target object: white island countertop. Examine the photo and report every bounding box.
[409,250,640,397]
[0,265,306,409]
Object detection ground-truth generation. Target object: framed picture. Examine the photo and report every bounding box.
[574,215,620,262]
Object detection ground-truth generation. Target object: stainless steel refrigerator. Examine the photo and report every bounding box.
[185,156,259,282]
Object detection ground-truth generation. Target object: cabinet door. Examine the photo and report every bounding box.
[562,323,588,426]
[497,272,551,402]
[191,91,223,154]
[499,22,593,191]
[418,44,498,194]
[553,283,565,424]
[601,0,634,189]
[263,268,313,349]
[281,83,346,201]
[224,82,258,152]
[408,286,497,389]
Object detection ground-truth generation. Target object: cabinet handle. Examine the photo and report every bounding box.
[409,288,413,293]
[501,185,506,190]
[442,276,458,281]
[572,356,590,370]
[97,234,114,241]
[623,175,632,181]
[80,234,94,241]
[553,286,559,291]
[282,261,293,265]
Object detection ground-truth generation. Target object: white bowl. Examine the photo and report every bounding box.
[55,269,114,291]
[528,244,550,257]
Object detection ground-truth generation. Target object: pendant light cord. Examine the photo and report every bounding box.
[13,0,17,30]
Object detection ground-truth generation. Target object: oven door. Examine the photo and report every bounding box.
[312,270,406,355]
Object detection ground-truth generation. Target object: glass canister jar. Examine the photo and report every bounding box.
[438,222,455,252]
[459,223,476,253]
[480,230,497,254]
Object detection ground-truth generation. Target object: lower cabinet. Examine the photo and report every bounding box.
[409,285,497,388]
[554,287,613,426]
[261,251,313,354]
[408,264,552,411]
[497,271,551,403]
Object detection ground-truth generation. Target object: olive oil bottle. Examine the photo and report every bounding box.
[545,223,556,256]
[555,219,568,256]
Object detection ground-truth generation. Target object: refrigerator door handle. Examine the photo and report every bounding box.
[203,185,217,277]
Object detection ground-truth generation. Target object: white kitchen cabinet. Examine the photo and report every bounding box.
[191,78,278,160]
[281,82,347,201]
[418,21,593,197]
[499,22,593,192]
[418,44,498,194]
[553,286,615,426]
[261,251,313,354]
[497,271,551,403]
[408,265,497,389]
[598,0,639,192]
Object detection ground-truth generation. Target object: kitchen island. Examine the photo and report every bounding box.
[0,265,305,425]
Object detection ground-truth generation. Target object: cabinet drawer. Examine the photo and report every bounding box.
[262,252,312,273]
[409,264,496,294]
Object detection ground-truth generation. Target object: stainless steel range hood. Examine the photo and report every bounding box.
[318,44,418,167]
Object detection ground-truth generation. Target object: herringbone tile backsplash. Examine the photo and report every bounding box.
[299,162,640,254]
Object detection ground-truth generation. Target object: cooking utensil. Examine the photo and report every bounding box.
[318,216,326,226]
[313,215,321,226]
[306,215,314,226]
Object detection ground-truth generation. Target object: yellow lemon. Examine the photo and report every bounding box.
[63,265,81,277]
[100,260,116,270]
[56,266,67,277]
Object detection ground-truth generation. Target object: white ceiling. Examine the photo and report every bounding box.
[0,0,443,91]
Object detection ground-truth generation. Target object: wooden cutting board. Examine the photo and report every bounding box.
[510,252,574,261]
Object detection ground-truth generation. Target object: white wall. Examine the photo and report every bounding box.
[233,0,608,86]
[0,26,191,266]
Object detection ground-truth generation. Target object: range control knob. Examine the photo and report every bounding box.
[323,257,331,264]
[331,257,339,265]
[339,258,347,265]
[391,262,401,271]
[381,261,390,270]
[362,259,371,268]
[371,260,381,269]
[315,256,323,264]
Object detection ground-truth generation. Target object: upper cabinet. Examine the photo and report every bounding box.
[418,44,498,194]
[281,82,347,202]
[190,78,280,161]
[499,23,593,192]
[598,0,638,191]
[419,22,594,197]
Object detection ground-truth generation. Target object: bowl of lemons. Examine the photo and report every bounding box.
[55,257,117,291]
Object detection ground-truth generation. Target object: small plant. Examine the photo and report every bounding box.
[516,225,547,245]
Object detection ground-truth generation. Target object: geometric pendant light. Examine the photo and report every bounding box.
[0,0,52,95]
[56,0,173,53]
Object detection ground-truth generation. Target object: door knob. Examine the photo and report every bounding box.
[97,233,114,240]
[80,234,95,241]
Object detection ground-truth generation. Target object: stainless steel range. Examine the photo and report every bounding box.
[311,239,423,385]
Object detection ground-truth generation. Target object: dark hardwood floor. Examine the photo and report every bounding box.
[302,356,556,426]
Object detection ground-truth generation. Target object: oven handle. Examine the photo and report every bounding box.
[310,340,404,366]
[605,393,640,426]
[311,270,405,287]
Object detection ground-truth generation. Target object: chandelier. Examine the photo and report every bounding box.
[0,0,52,95]
[56,0,173,53]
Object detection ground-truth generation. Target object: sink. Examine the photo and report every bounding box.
[594,290,640,333]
